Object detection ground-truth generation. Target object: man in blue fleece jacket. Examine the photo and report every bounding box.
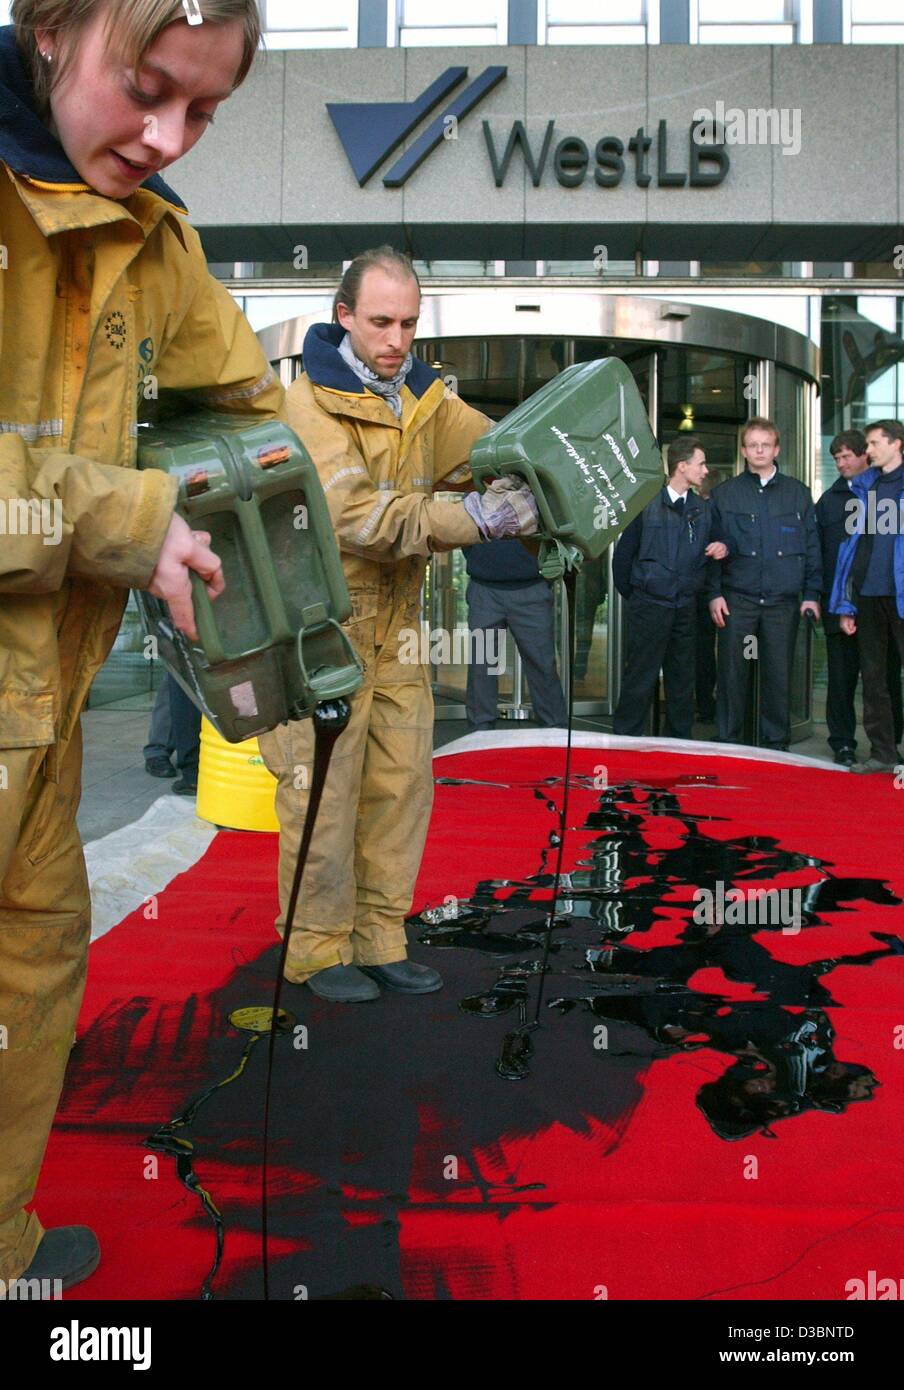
[829,419,904,773]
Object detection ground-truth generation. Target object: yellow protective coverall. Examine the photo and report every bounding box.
[258,322,487,982]
[0,132,284,1278]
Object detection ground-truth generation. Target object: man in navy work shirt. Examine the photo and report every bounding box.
[613,437,726,739]
[817,430,902,766]
[464,538,567,731]
[830,419,904,774]
[708,416,822,751]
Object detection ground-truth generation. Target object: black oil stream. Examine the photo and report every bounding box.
[145,698,351,1300]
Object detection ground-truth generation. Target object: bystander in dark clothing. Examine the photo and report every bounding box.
[695,591,717,721]
[168,676,201,794]
[709,466,821,749]
[613,483,715,739]
[144,675,176,777]
[817,472,902,760]
[831,442,904,769]
[143,671,201,794]
[464,539,567,732]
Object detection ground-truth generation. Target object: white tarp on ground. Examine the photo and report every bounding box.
[433,729,849,771]
[83,795,218,943]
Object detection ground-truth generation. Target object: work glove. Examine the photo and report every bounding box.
[463,476,539,540]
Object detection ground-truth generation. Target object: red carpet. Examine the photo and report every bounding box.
[35,743,904,1300]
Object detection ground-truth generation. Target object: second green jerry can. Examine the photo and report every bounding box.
[135,413,363,743]
[469,358,664,577]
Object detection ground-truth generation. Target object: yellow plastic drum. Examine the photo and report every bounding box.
[197,717,279,832]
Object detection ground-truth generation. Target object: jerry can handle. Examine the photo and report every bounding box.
[472,463,577,540]
[539,538,584,581]
[517,466,577,540]
[188,569,227,665]
[296,620,363,699]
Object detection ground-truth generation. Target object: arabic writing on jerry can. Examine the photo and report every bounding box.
[135,413,363,743]
[468,358,665,577]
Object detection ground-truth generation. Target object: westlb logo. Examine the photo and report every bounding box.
[328,65,506,187]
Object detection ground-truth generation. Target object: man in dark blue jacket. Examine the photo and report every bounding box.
[613,437,726,738]
[708,417,821,751]
[830,419,904,773]
[817,430,902,765]
[464,539,567,731]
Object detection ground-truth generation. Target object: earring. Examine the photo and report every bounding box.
[42,51,52,62]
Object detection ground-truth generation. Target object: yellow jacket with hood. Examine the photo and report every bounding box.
[287,322,484,656]
[0,25,284,765]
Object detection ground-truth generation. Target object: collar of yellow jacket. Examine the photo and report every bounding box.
[4,162,188,250]
[312,376,446,431]
[302,320,447,432]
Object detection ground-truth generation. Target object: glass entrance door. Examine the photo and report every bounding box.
[424,335,571,713]
[773,366,817,740]
[424,336,661,722]
[570,344,658,719]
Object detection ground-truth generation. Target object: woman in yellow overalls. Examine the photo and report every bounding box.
[0,0,283,1291]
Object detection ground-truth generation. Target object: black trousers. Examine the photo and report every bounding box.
[824,627,903,752]
[857,596,904,764]
[614,592,696,739]
[716,593,799,749]
[465,578,567,730]
[695,592,717,719]
[168,674,201,777]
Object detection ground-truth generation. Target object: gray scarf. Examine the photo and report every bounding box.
[337,332,413,418]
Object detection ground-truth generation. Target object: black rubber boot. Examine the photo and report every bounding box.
[18,1227,100,1291]
[306,964,381,1002]
[145,756,176,778]
[360,960,443,994]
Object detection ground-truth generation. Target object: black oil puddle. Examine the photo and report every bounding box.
[414,774,903,1135]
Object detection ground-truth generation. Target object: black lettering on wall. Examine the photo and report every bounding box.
[689,122,729,186]
[483,119,555,187]
[656,118,686,187]
[594,136,625,188]
[628,126,652,188]
[555,136,590,188]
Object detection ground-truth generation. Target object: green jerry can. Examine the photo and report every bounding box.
[468,358,665,578]
[135,413,363,743]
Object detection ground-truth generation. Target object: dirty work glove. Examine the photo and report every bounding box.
[463,476,539,540]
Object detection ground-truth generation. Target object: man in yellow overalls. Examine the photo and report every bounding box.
[258,248,539,1002]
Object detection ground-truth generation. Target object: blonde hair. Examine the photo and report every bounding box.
[740,416,780,449]
[12,0,263,115]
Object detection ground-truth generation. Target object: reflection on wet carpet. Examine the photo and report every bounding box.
[38,745,904,1299]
